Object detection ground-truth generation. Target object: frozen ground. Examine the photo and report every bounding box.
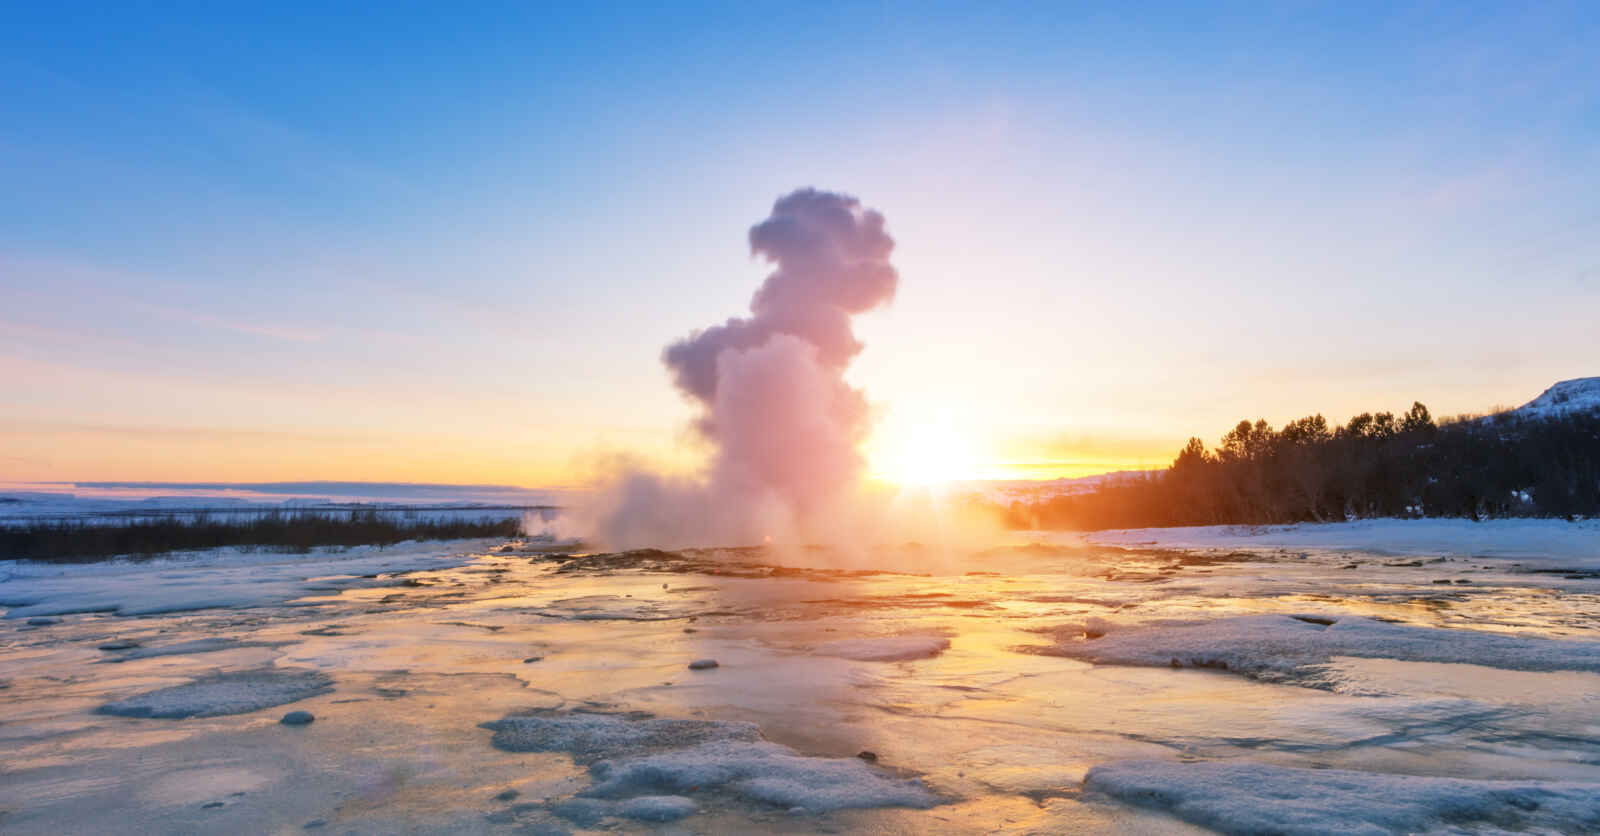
[1086,517,1600,566]
[0,541,501,618]
[2,522,1599,833]
[1086,760,1600,835]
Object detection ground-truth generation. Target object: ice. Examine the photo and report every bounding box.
[95,669,333,719]
[7,520,1600,833]
[1087,518,1600,567]
[531,594,687,621]
[103,637,288,662]
[548,797,611,826]
[486,711,940,817]
[587,740,940,811]
[1047,614,1600,689]
[616,795,698,821]
[0,541,490,618]
[544,794,699,825]
[485,712,762,760]
[1085,759,1600,835]
[812,635,950,661]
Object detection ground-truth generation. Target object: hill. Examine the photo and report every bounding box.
[1508,377,1600,420]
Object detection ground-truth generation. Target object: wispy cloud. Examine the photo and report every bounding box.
[122,299,323,343]
[2,255,324,343]
[0,419,369,445]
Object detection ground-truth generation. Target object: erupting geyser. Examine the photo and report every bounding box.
[591,188,898,549]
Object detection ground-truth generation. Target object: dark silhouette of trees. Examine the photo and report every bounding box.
[1003,402,1600,529]
[0,510,524,563]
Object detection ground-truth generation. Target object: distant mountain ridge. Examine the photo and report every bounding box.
[1509,377,1600,420]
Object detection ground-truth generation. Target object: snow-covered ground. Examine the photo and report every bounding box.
[3,524,1598,833]
[1509,376,1600,420]
[1086,517,1600,566]
[1047,613,1600,689]
[0,541,500,618]
[1086,760,1600,836]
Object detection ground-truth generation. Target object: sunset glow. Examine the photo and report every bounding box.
[2,3,1594,491]
[869,408,984,486]
[4,6,1599,835]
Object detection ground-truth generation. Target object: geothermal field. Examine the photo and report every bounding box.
[11,9,1600,822]
[3,519,1599,834]
[5,185,1600,836]
[10,3,1600,833]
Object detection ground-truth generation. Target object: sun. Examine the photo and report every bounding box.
[870,408,982,487]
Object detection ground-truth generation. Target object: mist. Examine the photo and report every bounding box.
[583,189,952,551]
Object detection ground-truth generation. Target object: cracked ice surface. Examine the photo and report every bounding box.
[1041,613,1600,690]
[2,523,1599,833]
[1086,760,1600,835]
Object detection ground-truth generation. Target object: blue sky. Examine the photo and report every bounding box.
[3,1,1597,483]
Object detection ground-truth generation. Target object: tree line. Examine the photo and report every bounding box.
[1,510,523,563]
[1002,402,1600,529]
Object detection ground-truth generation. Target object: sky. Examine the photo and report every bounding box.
[3,1,1598,486]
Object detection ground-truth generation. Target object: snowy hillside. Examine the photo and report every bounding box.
[961,471,1159,503]
[1510,376,1600,419]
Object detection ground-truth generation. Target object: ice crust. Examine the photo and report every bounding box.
[486,712,762,760]
[1087,518,1600,566]
[485,711,939,819]
[0,541,488,618]
[1086,759,1600,835]
[1049,614,1600,688]
[615,795,698,822]
[587,740,939,811]
[545,795,696,825]
[102,637,288,662]
[95,669,333,719]
[812,635,950,661]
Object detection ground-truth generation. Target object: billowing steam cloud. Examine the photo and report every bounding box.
[589,189,897,549]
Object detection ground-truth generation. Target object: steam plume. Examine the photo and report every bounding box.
[589,189,897,548]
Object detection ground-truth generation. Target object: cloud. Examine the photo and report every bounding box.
[587,189,899,548]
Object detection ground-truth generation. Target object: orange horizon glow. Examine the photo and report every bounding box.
[1,342,1575,489]
[2,414,1179,488]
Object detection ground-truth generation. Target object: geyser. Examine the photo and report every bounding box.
[590,188,898,549]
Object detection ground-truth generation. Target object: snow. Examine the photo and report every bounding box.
[586,740,940,812]
[0,541,493,619]
[485,711,939,816]
[1086,518,1600,567]
[484,712,761,760]
[812,635,951,661]
[102,637,288,662]
[95,669,333,719]
[547,798,611,826]
[615,795,698,822]
[1085,759,1600,836]
[1511,376,1600,420]
[1046,614,1600,690]
[5,514,1598,832]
